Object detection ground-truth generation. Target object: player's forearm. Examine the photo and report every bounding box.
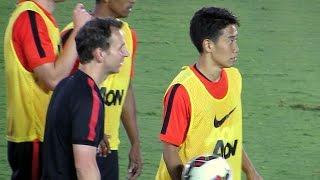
[52,31,79,83]
[163,142,184,180]
[41,5,91,90]
[73,145,100,180]
[34,30,78,90]
[75,165,100,180]
[242,148,257,179]
[121,83,140,146]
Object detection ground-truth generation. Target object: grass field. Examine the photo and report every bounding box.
[1,0,320,179]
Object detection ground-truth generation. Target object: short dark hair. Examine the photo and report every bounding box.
[75,18,123,64]
[190,7,239,53]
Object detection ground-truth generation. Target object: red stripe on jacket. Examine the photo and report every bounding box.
[87,78,100,141]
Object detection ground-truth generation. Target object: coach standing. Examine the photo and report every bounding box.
[60,0,142,179]
[42,18,129,179]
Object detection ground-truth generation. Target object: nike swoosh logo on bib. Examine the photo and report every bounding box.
[214,107,236,128]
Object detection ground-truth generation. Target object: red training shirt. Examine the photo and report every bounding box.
[12,0,58,72]
[160,65,228,146]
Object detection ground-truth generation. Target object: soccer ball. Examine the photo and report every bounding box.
[182,155,232,180]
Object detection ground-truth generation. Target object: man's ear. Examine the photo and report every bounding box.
[202,39,215,53]
[92,48,105,63]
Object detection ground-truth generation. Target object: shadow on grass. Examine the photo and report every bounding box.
[279,99,320,111]
[289,104,320,111]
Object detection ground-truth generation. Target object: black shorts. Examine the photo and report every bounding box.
[96,150,119,180]
[8,141,42,180]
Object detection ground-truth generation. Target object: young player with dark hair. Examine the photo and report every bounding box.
[156,7,263,180]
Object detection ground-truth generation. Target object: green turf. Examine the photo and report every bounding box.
[1,0,320,179]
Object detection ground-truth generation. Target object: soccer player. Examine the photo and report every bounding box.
[4,0,91,179]
[42,18,129,180]
[60,0,142,179]
[156,7,263,180]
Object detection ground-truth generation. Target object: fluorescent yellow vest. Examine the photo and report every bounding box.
[4,1,60,142]
[156,67,243,180]
[62,20,133,150]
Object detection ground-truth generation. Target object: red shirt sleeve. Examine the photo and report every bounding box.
[160,84,191,146]
[130,28,137,78]
[12,11,56,71]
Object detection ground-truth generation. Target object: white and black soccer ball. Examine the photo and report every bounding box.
[182,155,232,180]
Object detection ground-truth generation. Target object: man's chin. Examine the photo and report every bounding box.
[118,11,130,18]
[109,70,120,74]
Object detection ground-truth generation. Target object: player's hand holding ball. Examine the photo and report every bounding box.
[182,155,232,180]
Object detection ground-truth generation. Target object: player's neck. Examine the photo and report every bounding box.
[79,64,108,86]
[93,5,118,19]
[196,56,222,82]
[34,0,55,13]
